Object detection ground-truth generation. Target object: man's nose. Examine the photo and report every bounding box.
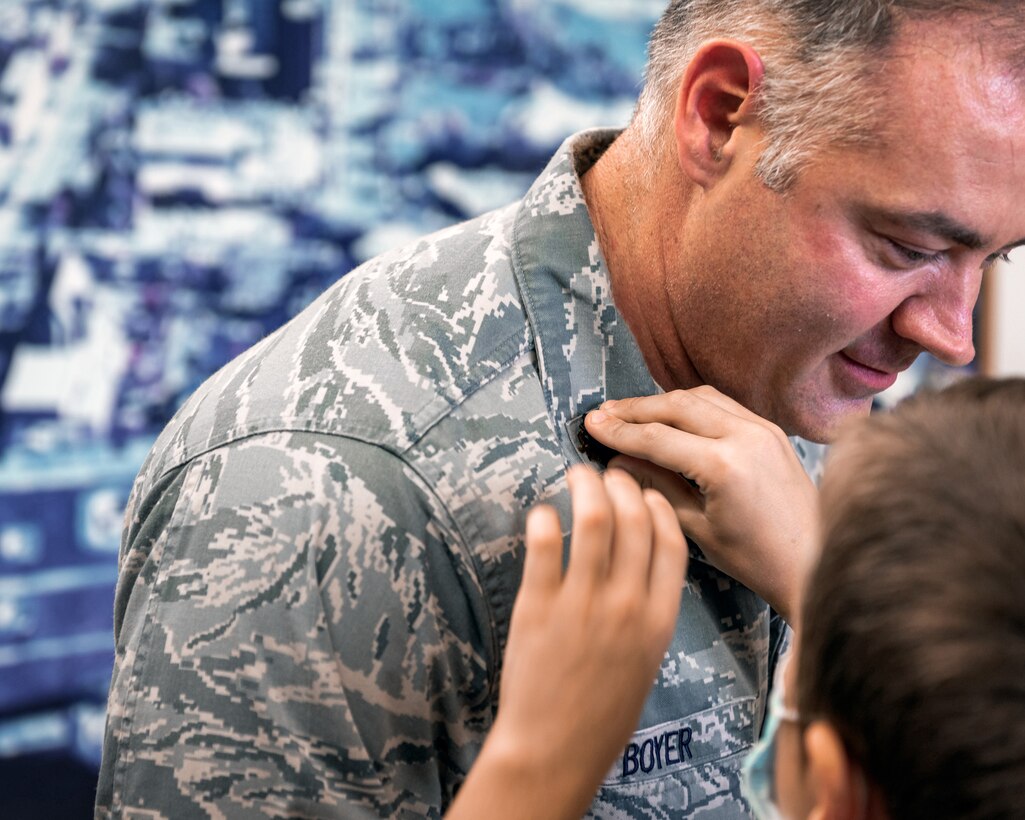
[890,267,981,367]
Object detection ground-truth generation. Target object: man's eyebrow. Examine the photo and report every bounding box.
[871,207,1025,253]
[880,209,988,250]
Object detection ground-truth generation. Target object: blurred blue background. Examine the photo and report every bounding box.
[0,0,660,815]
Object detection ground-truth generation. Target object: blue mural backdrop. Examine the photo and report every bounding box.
[0,0,659,814]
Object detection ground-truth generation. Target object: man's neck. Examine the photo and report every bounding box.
[579,132,703,394]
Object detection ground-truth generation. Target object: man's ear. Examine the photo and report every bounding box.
[803,720,867,820]
[673,39,765,188]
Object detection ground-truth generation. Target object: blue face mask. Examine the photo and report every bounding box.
[742,652,801,820]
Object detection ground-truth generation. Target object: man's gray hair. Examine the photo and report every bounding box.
[635,0,1024,191]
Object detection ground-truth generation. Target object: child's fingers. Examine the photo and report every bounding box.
[586,410,719,487]
[604,468,654,587]
[686,384,780,432]
[565,464,615,585]
[608,454,703,506]
[522,504,564,598]
[594,391,730,439]
[608,454,711,541]
[645,489,688,631]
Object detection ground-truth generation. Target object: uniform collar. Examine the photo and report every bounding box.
[511,129,660,467]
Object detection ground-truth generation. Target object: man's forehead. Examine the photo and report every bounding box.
[793,13,1025,174]
[850,18,1025,203]
[891,12,1025,91]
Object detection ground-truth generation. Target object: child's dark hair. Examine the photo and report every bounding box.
[798,377,1025,820]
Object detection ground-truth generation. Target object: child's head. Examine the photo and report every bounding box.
[789,377,1025,819]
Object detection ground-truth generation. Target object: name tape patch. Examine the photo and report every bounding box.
[603,698,758,786]
[620,726,693,778]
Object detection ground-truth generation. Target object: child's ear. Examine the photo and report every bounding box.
[803,720,865,820]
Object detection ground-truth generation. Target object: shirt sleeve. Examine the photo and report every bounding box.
[97,430,494,819]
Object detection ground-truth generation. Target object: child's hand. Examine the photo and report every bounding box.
[448,465,687,820]
[584,385,819,623]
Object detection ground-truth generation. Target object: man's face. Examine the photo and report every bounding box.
[666,23,1025,442]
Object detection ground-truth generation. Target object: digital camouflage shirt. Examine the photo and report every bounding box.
[97,129,826,819]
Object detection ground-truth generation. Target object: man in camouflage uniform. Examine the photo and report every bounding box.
[98,0,1025,817]
[98,126,815,817]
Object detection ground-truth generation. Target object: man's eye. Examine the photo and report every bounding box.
[885,238,939,265]
[985,251,1012,267]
